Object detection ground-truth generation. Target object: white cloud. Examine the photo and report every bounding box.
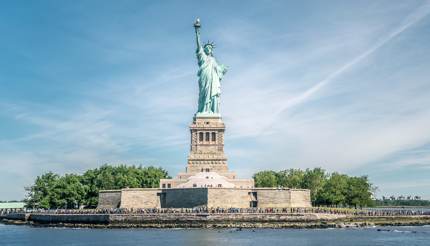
[1,1,430,200]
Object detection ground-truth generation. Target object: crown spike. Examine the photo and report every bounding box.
[204,40,216,48]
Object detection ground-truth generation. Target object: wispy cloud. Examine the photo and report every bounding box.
[272,1,430,121]
[214,2,430,197]
[1,1,430,200]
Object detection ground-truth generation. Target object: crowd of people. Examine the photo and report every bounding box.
[3,207,428,216]
[0,208,23,215]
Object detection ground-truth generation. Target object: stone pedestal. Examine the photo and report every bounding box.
[159,115,254,189]
[187,116,228,174]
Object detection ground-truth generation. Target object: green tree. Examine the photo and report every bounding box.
[139,166,170,188]
[52,174,87,209]
[346,176,374,208]
[25,164,170,209]
[253,168,374,207]
[253,171,278,187]
[302,168,326,205]
[318,173,349,207]
[374,198,430,207]
[81,164,170,207]
[25,172,59,209]
[276,169,305,188]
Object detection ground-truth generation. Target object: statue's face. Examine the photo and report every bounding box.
[204,45,213,55]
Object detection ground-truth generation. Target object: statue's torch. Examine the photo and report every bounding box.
[194,18,201,28]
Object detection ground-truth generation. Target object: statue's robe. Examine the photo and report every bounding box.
[196,46,226,114]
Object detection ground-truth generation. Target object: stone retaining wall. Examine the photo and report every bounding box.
[207,189,250,208]
[98,190,121,209]
[121,189,161,208]
[2,213,430,228]
[98,188,311,209]
[164,188,208,208]
[4,212,27,221]
[30,214,110,224]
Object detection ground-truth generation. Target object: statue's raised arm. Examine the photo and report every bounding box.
[194,18,202,50]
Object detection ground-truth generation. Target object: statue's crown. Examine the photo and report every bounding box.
[204,41,215,48]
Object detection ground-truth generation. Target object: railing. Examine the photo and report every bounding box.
[0,208,25,215]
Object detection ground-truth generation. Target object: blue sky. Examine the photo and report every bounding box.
[1,0,430,200]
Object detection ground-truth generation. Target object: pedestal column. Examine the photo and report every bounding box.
[187,115,229,174]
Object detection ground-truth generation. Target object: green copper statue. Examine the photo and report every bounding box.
[194,18,228,116]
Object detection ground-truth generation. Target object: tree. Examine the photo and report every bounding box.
[81,164,170,207]
[252,168,376,207]
[25,172,59,209]
[53,174,86,209]
[276,169,305,188]
[253,171,278,187]
[318,173,349,207]
[346,176,373,208]
[25,164,170,209]
[302,168,326,205]
[139,166,170,188]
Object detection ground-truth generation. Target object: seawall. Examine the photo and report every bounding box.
[2,212,430,228]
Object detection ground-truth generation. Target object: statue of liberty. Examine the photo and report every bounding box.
[194,18,227,116]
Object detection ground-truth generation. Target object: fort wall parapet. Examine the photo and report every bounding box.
[98,187,311,209]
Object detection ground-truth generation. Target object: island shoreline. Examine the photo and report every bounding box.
[2,213,430,229]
